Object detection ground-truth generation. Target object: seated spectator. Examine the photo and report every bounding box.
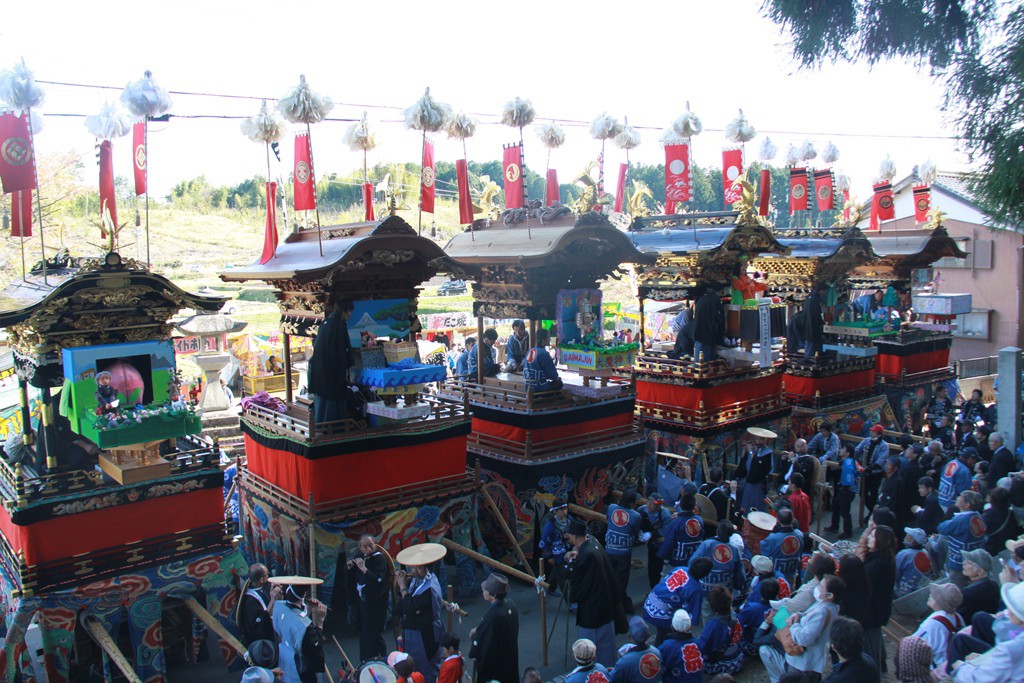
[747,555,791,604]
[959,548,1001,623]
[893,636,933,683]
[658,493,704,569]
[822,616,880,683]
[643,558,713,637]
[895,528,935,598]
[911,583,964,670]
[611,618,662,683]
[738,578,778,656]
[466,329,500,378]
[778,553,836,615]
[523,328,562,392]
[564,638,611,683]
[696,585,743,677]
[761,575,843,683]
[938,489,989,587]
[658,610,702,683]
[949,582,1024,682]
[910,476,944,536]
[760,509,804,583]
[983,486,1020,555]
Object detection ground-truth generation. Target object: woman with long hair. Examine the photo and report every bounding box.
[862,525,897,673]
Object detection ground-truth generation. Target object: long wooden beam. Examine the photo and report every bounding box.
[439,538,549,591]
[82,616,143,683]
[480,486,536,578]
[183,598,247,658]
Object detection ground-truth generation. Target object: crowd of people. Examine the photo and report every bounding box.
[236,408,1024,683]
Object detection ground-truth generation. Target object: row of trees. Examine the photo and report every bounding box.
[161,160,840,227]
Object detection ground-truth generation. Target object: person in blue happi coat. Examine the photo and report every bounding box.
[759,508,804,583]
[605,489,646,614]
[658,492,704,569]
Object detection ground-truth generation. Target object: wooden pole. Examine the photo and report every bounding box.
[332,635,355,672]
[308,492,318,600]
[284,333,293,404]
[306,122,323,257]
[144,118,151,269]
[439,539,549,590]
[26,107,46,285]
[539,555,548,666]
[83,616,143,683]
[183,598,247,658]
[447,584,455,633]
[476,315,485,384]
[479,486,535,577]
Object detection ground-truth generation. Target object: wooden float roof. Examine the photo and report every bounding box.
[850,227,968,286]
[444,213,653,269]
[221,215,449,286]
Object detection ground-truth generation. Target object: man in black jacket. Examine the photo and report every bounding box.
[692,284,724,362]
[988,432,1015,483]
[565,519,624,667]
[802,281,827,359]
[910,476,944,535]
[350,534,392,662]
[308,297,354,423]
[469,573,519,683]
[236,563,280,646]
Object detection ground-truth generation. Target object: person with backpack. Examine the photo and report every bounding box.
[910,583,964,671]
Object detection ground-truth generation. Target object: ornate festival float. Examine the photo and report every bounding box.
[0,69,253,683]
[630,199,793,487]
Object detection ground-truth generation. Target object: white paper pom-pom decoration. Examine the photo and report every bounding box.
[277,75,334,125]
[501,96,536,128]
[821,141,840,164]
[878,155,897,182]
[614,124,641,150]
[671,104,702,138]
[725,109,756,144]
[241,101,286,144]
[590,112,623,141]
[758,137,777,162]
[538,122,566,149]
[0,59,44,112]
[121,70,171,119]
[343,112,376,152]
[85,101,133,140]
[800,140,817,162]
[785,144,802,167]
[918,159,938,186]
[836,173,851,193]
[446,111,477,140]
[404,87,452,133]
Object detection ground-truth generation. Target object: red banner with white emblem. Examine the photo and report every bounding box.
[614,163,627,213]
[11,189,31,237]
[99,140,118,229]
[545,168,559,206]
[873,181,895,222]
[814,169,834,211]
[722,149,743,207]
[913,185,930,222]
[665,144,691,214]
[132,122,147,196]
[259,182,278,265]
[503,144,524,209]
[789,167,808,213]
[456,159,474,225]
[293,133,316,211]
[0,112,36,193]
[362,182,375,221]
[420,138,435,213]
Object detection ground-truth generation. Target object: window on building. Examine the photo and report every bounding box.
[954,309,991,340]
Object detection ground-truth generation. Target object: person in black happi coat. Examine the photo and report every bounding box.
[692,283,724,361]
[350,534,392,663]
[565,518,625,668]
[307,297,355,424]
[236,563,280,646]
[802,282,826,358]
[469,573,519,683]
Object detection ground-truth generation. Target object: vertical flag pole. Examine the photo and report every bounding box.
[144,117,151,269]
[519,127,531,239]
[26,108,46,285]
[307,122,323,257]
[465,139,474,242]
[418,129,426,236]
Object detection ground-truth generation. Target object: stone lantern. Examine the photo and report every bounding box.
[174,313,247,414]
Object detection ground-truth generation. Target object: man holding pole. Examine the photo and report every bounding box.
[349,534,392,663]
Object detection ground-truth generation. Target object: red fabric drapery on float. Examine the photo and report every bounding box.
[471,412,633,447]
[783,369,876,398]
[637,373,782,412]
[875,349,950,377]
[0,487,221,566]
[243,434,467,502]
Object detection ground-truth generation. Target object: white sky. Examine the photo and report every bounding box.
[2,0,967,202]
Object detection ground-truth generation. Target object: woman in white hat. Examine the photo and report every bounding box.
[950,582,1024,682]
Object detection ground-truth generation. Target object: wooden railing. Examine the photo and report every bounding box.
[0,436,221,508]
[467,420,644,463]
[784,354,876,377]
[240,394,468,444]
[441,376,634,413]
[876,365,955,385]
[636,351,784,383]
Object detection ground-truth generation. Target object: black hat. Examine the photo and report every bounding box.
[567,519,588,536]
[247,639,278,668]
